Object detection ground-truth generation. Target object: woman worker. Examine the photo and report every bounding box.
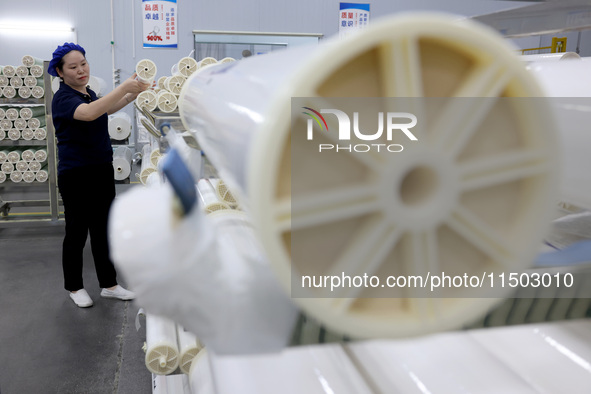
[49,42,150,307]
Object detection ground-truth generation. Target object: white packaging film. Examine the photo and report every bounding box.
[520,52,581,62]
[113,146,132,181]
[145,313,180,375]
[197,178,231,214]
[176,13,559,339]
[108,112,132,141]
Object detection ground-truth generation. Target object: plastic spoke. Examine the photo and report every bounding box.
[381,36,424,97]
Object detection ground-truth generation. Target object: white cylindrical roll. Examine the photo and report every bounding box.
[7,129,20,141]
[220,57,236,64]
[9,171,22,183]
[35,166,48,182]
[18,87,31,99]
[197,57,217,70]
[22,171,35,183]
[34,128,47,140]
[21,55,43,67]
[34,149,47,163]
[139,152,157,185]
[0,171,5,183]
[30,65,44,78]
[23,76,44,87]
[19,106,44,120]
[28,160,41,172]
[2,65,16,78]
[27,116,45,130]
[21,148,35,162]
[0,119,12,131]
[149,148,161,167]
[112,146,132,181]
[10,77,23,88]
[0,150,8,162]
[31,86,44,98]
[156,91,177,113]
[178,13,559,339]
[1,161,13,174]
[16,160,28,172]
[521,52,581,62]
[177,57,198,78]
[21,128,34,141]
[144,171,161,187]
[108,112,132,141]
[2,86,16,99]
[0,75,8,87]
[164,75,185,95]
[145,314,180,375]
[87,75,107,96]
[157,76,168,90]
[7,149,22,163]
[197,178,231,213]
[0,130,5,141]
[15,65,28,78]
[135,90,158,112]
[5,108,18,120]
[13,118,27,131]
[176,325,202,375]
[0,107,4,119]
[135,59,157,84]
[210,178,239,208]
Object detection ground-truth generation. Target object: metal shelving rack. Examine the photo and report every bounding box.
[0,61,62,226]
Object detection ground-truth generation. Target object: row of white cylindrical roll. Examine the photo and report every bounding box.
[0,85,45,99]
[1,56,45,99]
[0,107,47,141]
[144,313,203,375]
[0,146,48,183]
[134,56,235,113]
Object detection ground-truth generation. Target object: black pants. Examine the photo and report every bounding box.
[58,163,118,291]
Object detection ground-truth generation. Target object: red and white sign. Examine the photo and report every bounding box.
[142,0,177,48]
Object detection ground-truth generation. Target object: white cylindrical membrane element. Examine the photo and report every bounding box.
[21,128,34,141]
[135,59,157,84]
[139,151,157,184]
[210,178,239,207]
[19,106,44,120]
[197,178,231,213]
[144,171,161,187]
[87,75,108,96]
[7,129,20,141]
[108,112,132,140]
[1,161,13,174]
[112,146,132,181]
[15,160,28,172]
[7,150,22,163]
[13,118,27,131]
[22,170,35,183]
[157,76,168,90]
[2,86,16,99]
[15,65,29,78]
[23,76,44,87]
[197,57,217,70]
[28,116,45,129]
[145,314,180,375]
[2,65,16,78]
[0,171,5,183]
[135,90,158,111]
[178,14,560,339]
[0,150,8,162]
[5,108,18,120]
[10,77,23,88]
[21,148,35,162]
[34,149,47,162]
[176,325,202,375]
[0,108,4,119]
[0,130,5,141]
[177,57,198,78]
[156,90,177,112]
[220,57,236,64]
[0,119,12,131]
[0,75,8,87]
[521,52,581,62]
[28,160,42,172]
[18,87,31,99]
[164,75,185,95]
[34,128,47,140]
[29,65,43,78]
[9,171,22,183]
[21,55,43,67]
[31,86,44,98]
[35,166,48,182]
[149,148,162,167]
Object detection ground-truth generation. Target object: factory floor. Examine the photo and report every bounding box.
[0,223,152,393]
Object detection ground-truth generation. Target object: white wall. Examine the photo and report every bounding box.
[0,0,586,99]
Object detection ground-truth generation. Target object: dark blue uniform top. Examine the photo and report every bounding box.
[52,83,112,175]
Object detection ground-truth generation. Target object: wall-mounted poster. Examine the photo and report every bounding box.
[339,2,370,39]
[143,0,177,48]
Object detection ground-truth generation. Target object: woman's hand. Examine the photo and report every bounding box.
[121,73,151,97]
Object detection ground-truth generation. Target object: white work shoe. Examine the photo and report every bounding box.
[70,289,93,308]
[100,285,135,301]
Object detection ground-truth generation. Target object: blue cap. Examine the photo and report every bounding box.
[48,42,86,77]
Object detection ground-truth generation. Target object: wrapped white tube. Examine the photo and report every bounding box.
[2,65,16,78]
[164,75,185,95]
[27,116,45,130]
[33,149,47,163]
[108,112,132,140]
[0,119,11,131]
[176,57,198,78]
[0,75,8,87]
[35,166,48,182]
[150,148,162,167]
[156,91,177,113]
[178,13,559,339]
[7,129,20,141]
[15,161,28,172]
[176,325,202,375]
[521,52,581,62]
[10,77,23,88]
[21,128,34,141]
[157,76,168,90]
[136,59,157,84]
[135,90,158,112]
[22,171,35,183]
[7,149,22,163]
[13,118,27,131]
[18,87,31,99]
[2,86,16,99]
[21,55,43,67]
[23,76,44,87]
[145,171,162,187]
[0,171,5,183]
[28,160,41,172]
[10,171,22,183]
[0,107,4,119]
[5,108,18,120]
[15,65,28,78]
[31,86,44,98]
[1,162,13,174]
[0,149,8,162]
[29,65,43,78]
[197,178,231,213]
[112,146,132,181]
[145,313,180,375]
[139,153,157,185]
[21,149,34,162]
[33,128,47,140]
[19,106,44,120]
